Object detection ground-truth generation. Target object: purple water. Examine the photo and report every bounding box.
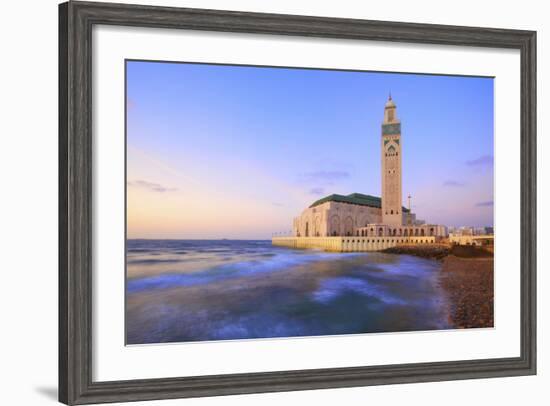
[126,239,450,344]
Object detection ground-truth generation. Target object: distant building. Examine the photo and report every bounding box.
[452,226,494,237]
[449,234,494,246]
[291,96,447,239]
[457,227,474,236]
[449,225,494,246]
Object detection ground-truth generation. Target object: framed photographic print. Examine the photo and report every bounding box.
[59,1,536,404]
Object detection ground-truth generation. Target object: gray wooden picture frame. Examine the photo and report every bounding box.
[59,1,537,404]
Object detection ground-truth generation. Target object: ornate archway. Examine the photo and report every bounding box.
[330,215,340,236]
[344,217,354,236]
[314,217,321,237]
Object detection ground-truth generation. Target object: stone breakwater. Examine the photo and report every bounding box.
[382,244,450,260]
[384,244,494,329]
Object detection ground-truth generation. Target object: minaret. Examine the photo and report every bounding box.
[381,94,403,226]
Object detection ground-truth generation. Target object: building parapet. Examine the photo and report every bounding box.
[272,236,437,252]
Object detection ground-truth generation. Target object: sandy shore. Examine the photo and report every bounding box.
[384,244,494,329]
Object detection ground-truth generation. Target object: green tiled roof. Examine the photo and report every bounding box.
[309,192,410,212]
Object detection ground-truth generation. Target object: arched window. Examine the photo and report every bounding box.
[421,229,425,236]
[378,228,383,236]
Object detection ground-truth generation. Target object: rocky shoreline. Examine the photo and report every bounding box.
[384,244,494,329]
[383,244,450,260]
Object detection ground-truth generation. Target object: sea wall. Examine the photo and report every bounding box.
[272,236,436,252]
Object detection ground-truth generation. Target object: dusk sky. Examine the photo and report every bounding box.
[126,60,494,239]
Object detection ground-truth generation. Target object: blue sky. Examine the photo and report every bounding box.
[126,60,494,239]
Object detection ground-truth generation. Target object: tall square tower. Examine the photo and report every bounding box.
[381,95,403,226]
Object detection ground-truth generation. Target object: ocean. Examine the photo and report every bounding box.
[126,239,450,344]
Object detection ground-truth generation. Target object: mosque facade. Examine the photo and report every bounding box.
[291,96,447,240]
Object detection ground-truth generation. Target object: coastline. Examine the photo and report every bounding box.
[383,244,494,329]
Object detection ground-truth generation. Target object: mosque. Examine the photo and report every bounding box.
[273,96,446,252]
